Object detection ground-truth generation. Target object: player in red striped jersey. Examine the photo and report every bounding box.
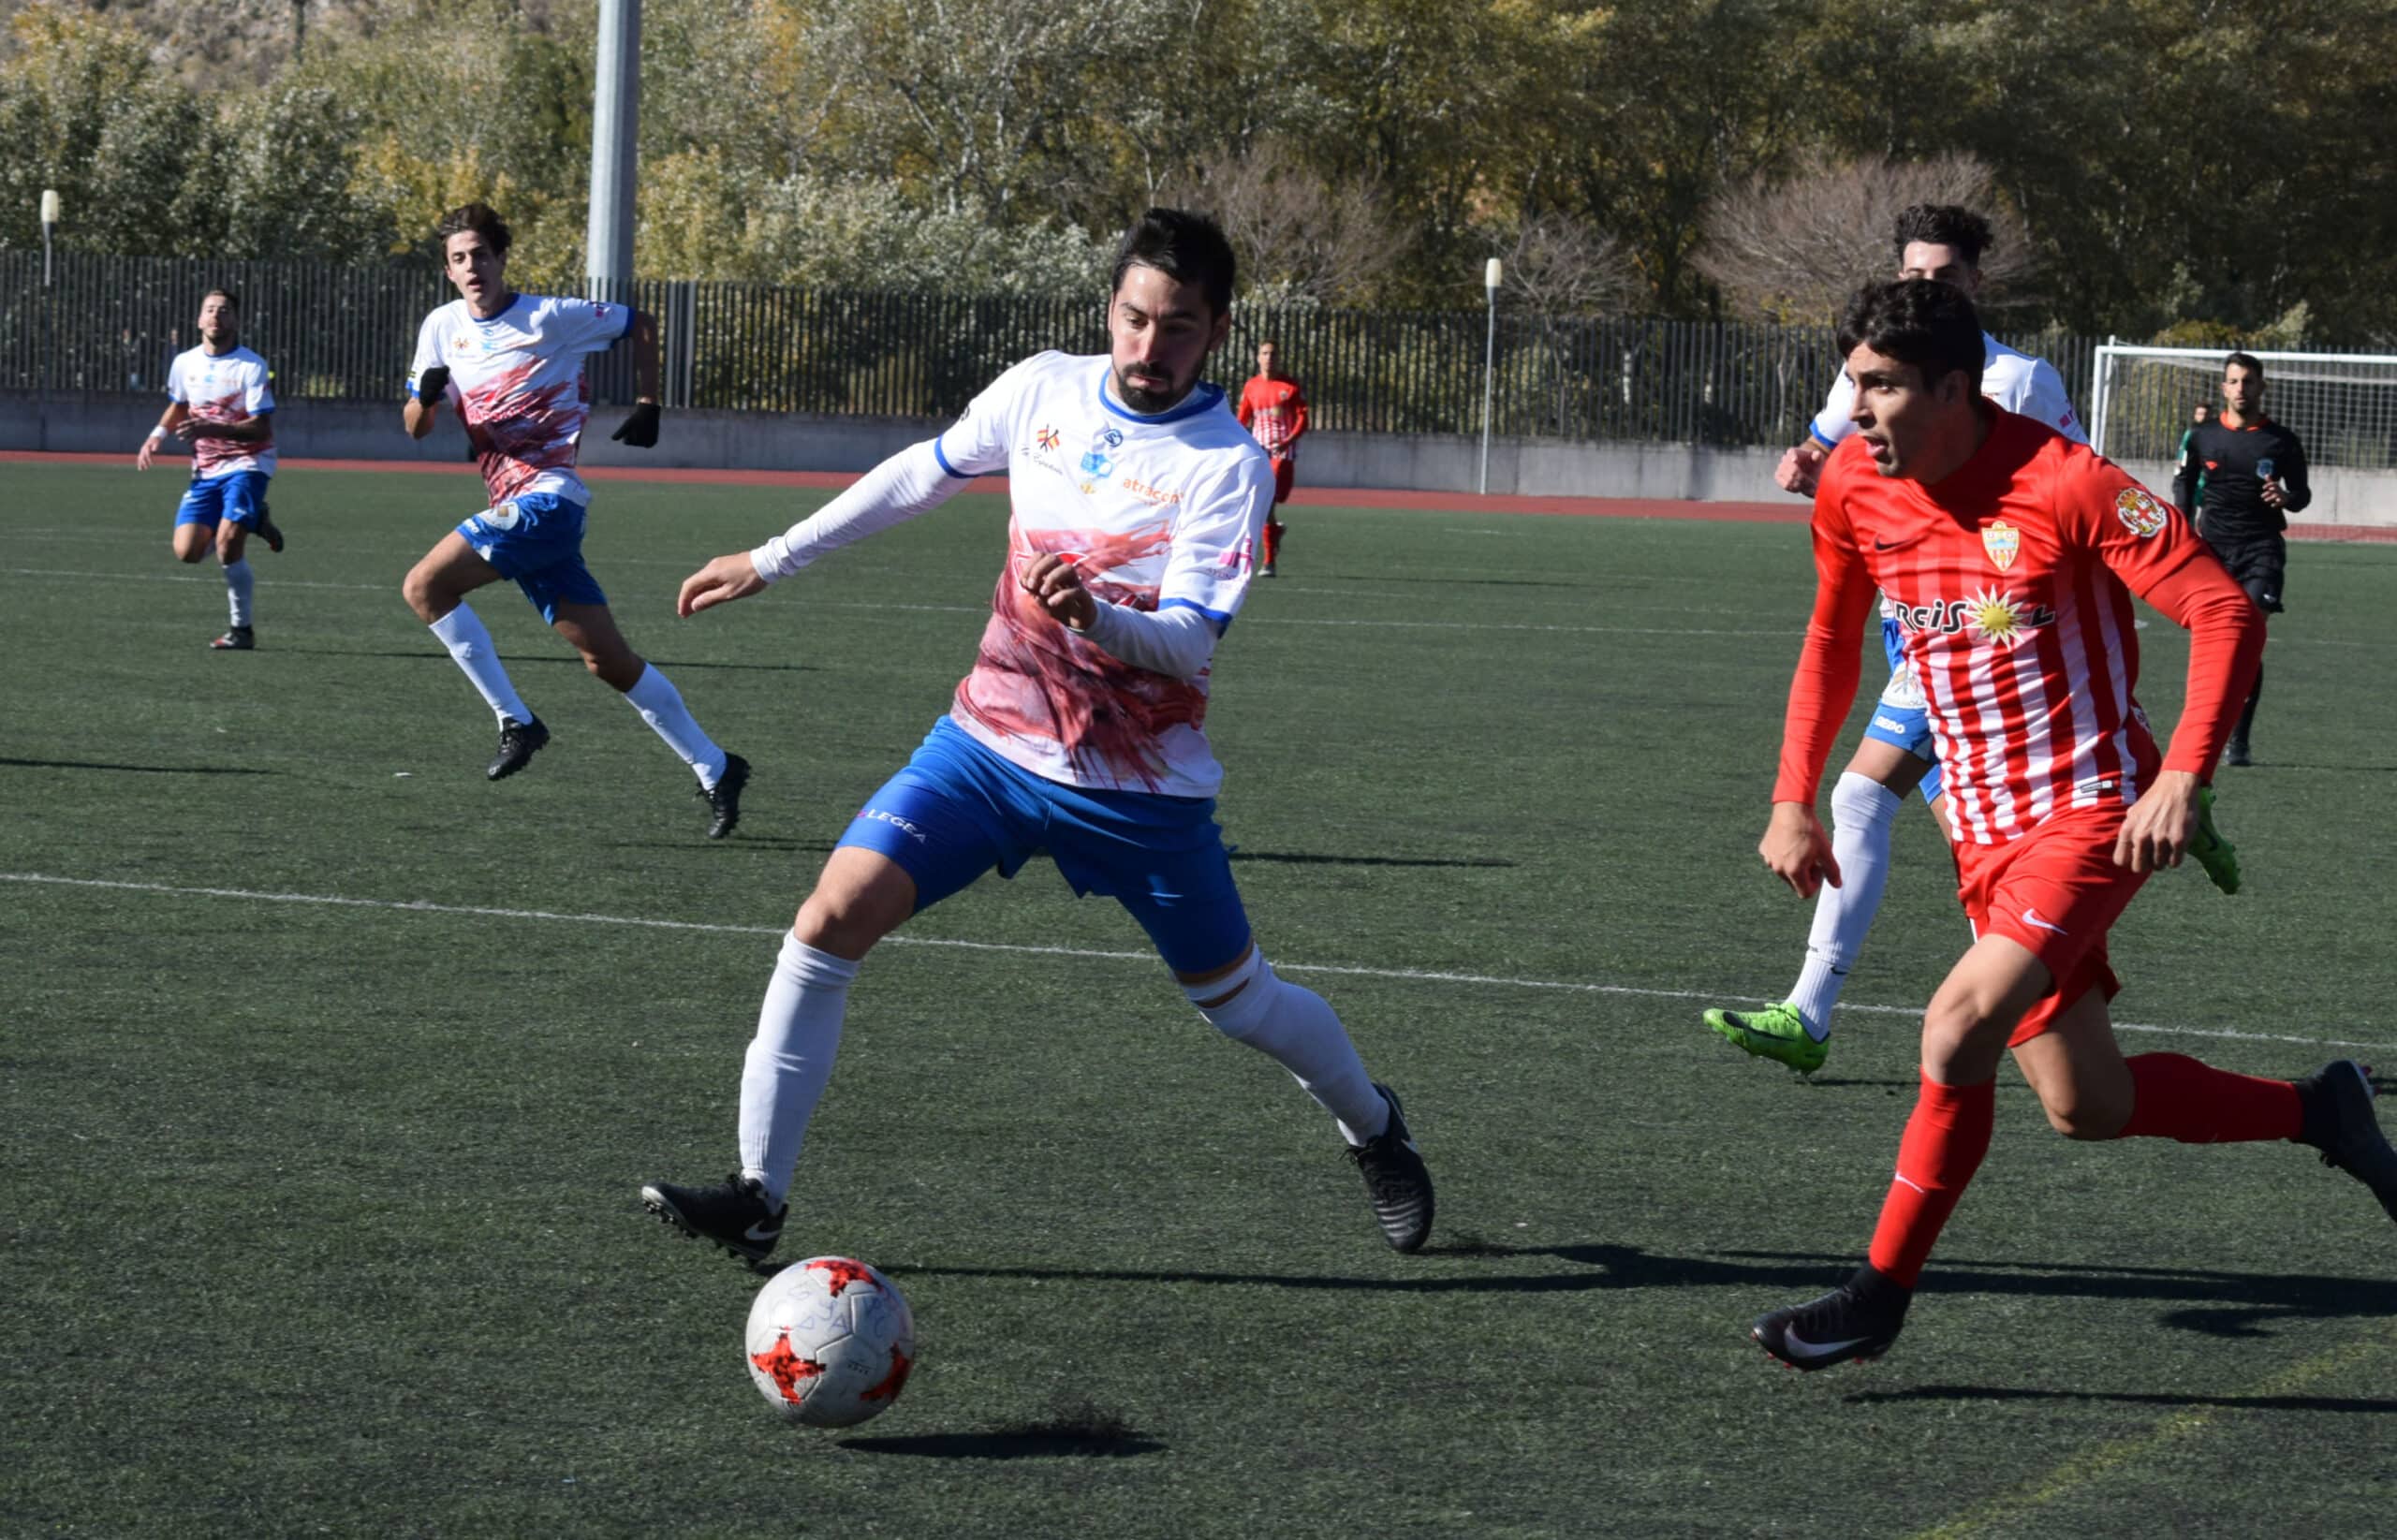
[1747,280,2397,1371]
[1234,341,1306,576]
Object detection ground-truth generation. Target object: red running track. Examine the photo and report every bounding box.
[6,448,2388,541]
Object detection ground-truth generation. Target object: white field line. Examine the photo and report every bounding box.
[9,565,2389,648]
[1,567,1787,638]
[3,870,2379,1051]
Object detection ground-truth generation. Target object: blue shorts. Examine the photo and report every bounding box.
[174,471,270,531]
[455,492,608,623]
[1861,618,1944,803]
[839,717,1253,975]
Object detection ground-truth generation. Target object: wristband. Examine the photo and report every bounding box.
[148,427,168,441]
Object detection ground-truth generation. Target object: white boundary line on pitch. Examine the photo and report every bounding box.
[13,566,2392,648]
[4,870,2380,1051]
[0,567,1792,638]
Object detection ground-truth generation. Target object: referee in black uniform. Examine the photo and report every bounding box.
[2171,351,2309,766]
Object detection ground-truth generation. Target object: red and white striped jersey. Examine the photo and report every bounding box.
[1775,408,2258,845]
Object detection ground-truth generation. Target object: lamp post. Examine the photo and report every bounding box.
[38,188,60,425]
[1478,257,1502,495]
[40,187,59,287]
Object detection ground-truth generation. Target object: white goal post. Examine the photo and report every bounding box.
[2091,345,2397,524]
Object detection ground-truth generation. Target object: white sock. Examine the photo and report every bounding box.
[222,558,254,627]
[1188,952,1390,1144]
[739,933,858,1206]
[624,663,729,786]
[1787,770,1904,1040]
[429,604,532,725]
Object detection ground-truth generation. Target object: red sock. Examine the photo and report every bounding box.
[1866,1073,1996,1287]
[2117,1052,2301,1143]
[1262,519,1285,566]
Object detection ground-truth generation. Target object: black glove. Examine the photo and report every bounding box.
[610,400,661,448]
[415,364,450,403]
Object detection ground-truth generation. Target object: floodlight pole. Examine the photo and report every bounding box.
[40,187,59,287]
[1478,257,1503,495]
[586,0,640,300]
[37,188,59,431]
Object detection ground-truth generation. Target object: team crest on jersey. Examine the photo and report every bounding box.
[2115,487,2169,538]
[1981,520,2021,571]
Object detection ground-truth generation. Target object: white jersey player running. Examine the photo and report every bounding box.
[640,210,1434,1266]
[398,202,749,839]
[136,288,287,650]
[1706,203,2132,1077]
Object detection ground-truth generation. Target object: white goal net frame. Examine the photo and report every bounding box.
[2091,344,2397,476]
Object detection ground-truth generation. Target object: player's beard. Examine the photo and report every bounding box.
[1112,359,1193,415]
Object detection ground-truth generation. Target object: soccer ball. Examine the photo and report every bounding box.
[743,1256,917,1427]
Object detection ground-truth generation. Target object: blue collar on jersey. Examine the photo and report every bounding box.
[1096,362,1226,425]
[467,292,524,325]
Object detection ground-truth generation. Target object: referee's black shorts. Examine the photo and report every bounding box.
[2204,532,2287,613]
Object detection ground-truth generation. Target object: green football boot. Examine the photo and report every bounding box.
[2190,784,2240,895]
[1703,1002,1829,1076]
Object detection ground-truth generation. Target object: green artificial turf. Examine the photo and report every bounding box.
[5,461,2394,1538]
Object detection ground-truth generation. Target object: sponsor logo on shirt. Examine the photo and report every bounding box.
[2115,487,2170,538]
[1119,476,1182,507]
[1080,424,1122,478]
[1892,587,2057,647]
[1981,520,2021,571]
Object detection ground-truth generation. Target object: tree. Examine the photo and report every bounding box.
[1163,141,1407,306]
[1694,151,2034,326]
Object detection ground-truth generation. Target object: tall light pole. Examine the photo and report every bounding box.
[586,0,640,300]
[1478,257,1502,495]
[40,187,59,287]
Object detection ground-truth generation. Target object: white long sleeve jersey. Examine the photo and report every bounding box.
[751,351,1274,798]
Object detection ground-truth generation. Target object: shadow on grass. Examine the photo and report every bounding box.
[601,837,831,854]
[1315,574,1587,590]
[893,1243,2397,1332]
[280,647,815,673]
[1228,850,1516,870]
[1846,1385,2397,1414]
[1719,1249,2397,1337]
[844,1400,1161,1459]
[0,756,278,776]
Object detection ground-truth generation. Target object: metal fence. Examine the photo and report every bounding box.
[1,250,2103,448]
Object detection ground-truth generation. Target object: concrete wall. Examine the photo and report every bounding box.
[7,390,2391,524]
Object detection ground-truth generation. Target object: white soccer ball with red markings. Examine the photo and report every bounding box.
[743,1256,916,1427]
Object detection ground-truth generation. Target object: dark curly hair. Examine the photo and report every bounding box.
[1836,278,1986,396]
[1890,204,1993,271]
[1111,208,1236,315]
[435,202,512,257]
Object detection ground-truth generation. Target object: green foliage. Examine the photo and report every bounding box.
[6,0,2396,334]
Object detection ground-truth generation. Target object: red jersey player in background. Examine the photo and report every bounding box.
[1746,280,2397,1372]
[1235,340,1306,576]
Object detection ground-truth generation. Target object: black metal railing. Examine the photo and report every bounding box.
[0,250,2284,455]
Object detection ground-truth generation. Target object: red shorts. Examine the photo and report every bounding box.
[1271,456,1295,506]
[1951,802,2149,1046]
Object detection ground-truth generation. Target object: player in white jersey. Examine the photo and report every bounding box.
[136,289,286,650]
[1698,204,2229,1076]
[640,210,1434,1265]
[399,203,748,837]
